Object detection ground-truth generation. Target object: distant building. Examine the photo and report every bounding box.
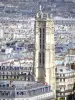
[64,0,75,2]
[54,17,75,25]
[0,58,33,81]
[68,48,75,55]
[64,48,75,68]
[0,65,33,81]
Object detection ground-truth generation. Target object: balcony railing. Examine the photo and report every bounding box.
[56,75,75,79]
[56,89,73,93]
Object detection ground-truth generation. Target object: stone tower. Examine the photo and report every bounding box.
[34,6,56,94]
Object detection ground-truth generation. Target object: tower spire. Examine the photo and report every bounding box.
[36,5,43,19]
[40,5,42,11]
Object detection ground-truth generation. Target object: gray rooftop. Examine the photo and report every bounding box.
[0,80,55,100]
[56,66,75,74]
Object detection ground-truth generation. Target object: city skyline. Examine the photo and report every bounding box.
[0,0,75,100]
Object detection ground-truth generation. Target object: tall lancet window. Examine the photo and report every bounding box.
[43,28,45,49]
[39,28,42,49]
[39,27,45,67]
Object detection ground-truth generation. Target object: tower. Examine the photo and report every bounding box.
[34,6,56,94]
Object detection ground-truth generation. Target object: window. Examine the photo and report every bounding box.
[39,28,41,33]
[7,76,8,79]
[14,76,16,79]
[39,52,45,66]
[39,28,45,50]
[60,69,63,72]
[17,76,19,79]
[39,52,41,65]
[40,33,42,40]
[3,76,4,79]
[6,92,8,96]
[63,74,65,77]
[29,67,31,70]
[21,92,24,95]
[60,74,61,77]
[64,87,65,91]
[43,34,45,49]
[60,93,61,95]
[3,84,5,87]
[42,52,45,65]
[0,66,1,70]
[60,79,62,82]
[43,28,45,33]
[40,33,42,49]
[28,73,31,81]
[17,92,19,95]
[63,79,65,82]
[24,73,26,81]
[7,84,9,87]
[2,92,4,96]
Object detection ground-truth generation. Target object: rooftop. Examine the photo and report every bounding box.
[0,80,55,100]
[56,66,75,74]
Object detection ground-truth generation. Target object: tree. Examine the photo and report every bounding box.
[72,82,75,99]
[73,82,75,93]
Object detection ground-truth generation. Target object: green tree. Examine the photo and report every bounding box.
[72,82,75,100]
[73,82,75,93]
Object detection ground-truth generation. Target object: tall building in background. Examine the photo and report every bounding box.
[34,6,56,94]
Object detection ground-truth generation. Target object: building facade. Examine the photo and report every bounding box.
[0,81,55,100]
[34,7,56,94]
[0,65,33,81]
[56,66,75,100]
[0,58,33,81]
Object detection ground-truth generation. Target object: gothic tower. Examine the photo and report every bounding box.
[34,6,56,94]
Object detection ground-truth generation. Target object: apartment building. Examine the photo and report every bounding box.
[56,65,75,100]
[0,81,55,100]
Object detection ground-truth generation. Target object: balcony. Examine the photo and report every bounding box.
[56,89,73,93]
[56,75,75,79]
